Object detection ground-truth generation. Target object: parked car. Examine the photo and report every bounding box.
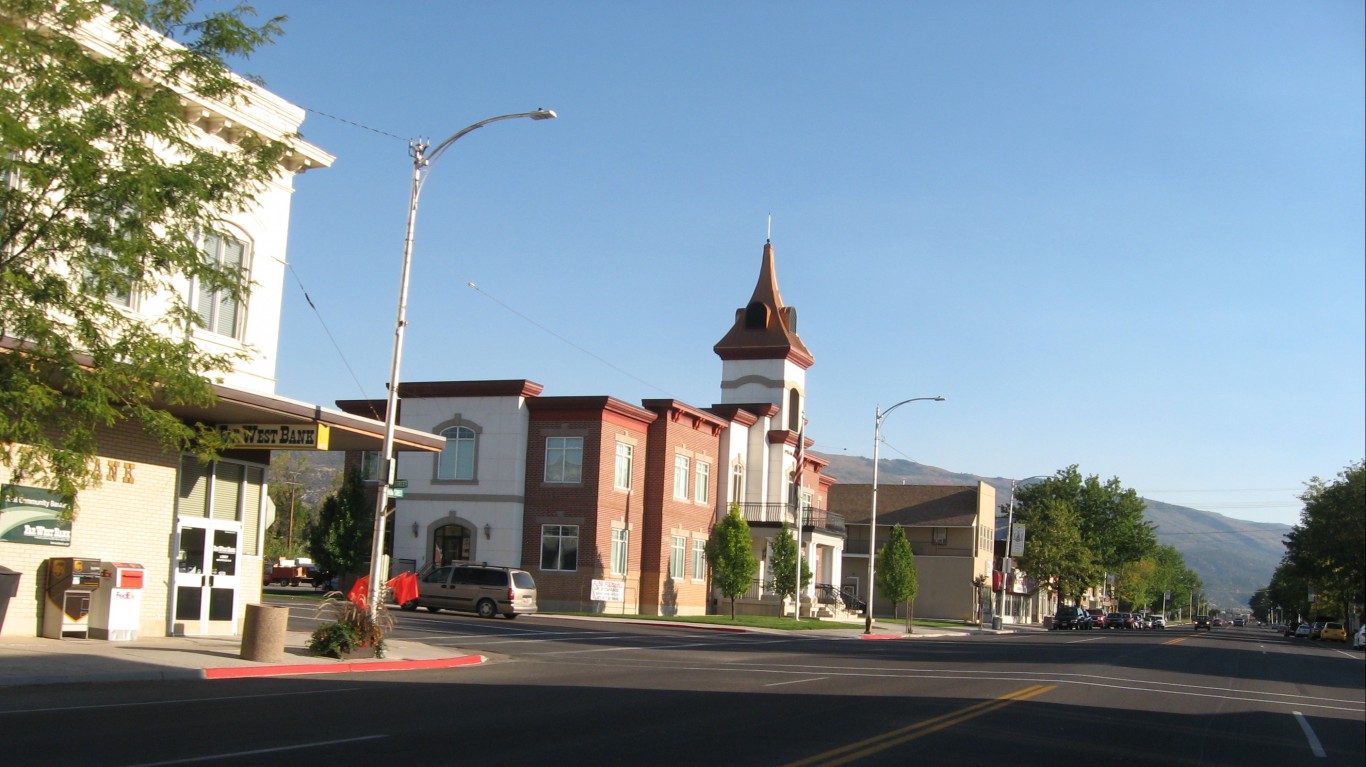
[1320,623,1347,642]
[1105,612,1125,629]
[1284,622,1300,637]
[1149,615,1166,629]
[1052,605,1092,630]
[1294,623,1312,638]
[1308,621,1326,640]
[1354,625,1365,650]
[399,563,538,619]
[1193,615,1212,631]
[1087,609,1108,629]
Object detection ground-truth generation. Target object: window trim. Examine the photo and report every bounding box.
[610,527,629,576]
[669,535,686,580]
[545,437,584,484]
[673,455,690,500]
[437,425,477,481]
[540,524,580,572]
[691,538,706,582]
[193,230,249,340]
[694,461,710,504]
[614,442,633,491]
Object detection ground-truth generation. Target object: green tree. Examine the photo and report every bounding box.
[1284,461,1365,621]
[1014,496,1104,604]
[706,503,758,619]
[770,521,812,618]
[1,0,289,507]
[876,524,918,633]
[308,467,370,582]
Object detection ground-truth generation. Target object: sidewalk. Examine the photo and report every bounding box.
[0,618,1035,689]
[0,630,484,688]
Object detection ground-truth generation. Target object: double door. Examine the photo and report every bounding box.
[171,518,240,635]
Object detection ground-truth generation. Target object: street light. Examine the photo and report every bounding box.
[864,396,945,634]
[993,474,1050,630]
[366,109,557,620]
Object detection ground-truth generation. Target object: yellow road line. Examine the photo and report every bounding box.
[783,684,1056,767]
[1163,636,1192,645]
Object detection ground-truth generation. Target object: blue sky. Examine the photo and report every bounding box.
[238,1,1363,527]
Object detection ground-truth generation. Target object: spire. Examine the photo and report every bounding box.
[713,241,814,369]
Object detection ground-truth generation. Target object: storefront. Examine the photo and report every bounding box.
[0,384,442,639]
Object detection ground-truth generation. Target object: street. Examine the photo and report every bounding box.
[1,605,1360,766]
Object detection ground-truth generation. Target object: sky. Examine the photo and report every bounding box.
[234,1,1363,528]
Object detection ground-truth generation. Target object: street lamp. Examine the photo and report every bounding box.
[864,396,945,634]
[993,474,1050,630]
[366,109,557,620]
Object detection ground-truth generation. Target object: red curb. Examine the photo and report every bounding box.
[858,634,908,640]
[203,654,485,680]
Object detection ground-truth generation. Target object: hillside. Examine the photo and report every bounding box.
[812,451,1290,612]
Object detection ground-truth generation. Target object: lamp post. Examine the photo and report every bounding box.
[864,396,945,634]
[993,474,1049,630]
[366,109,557,621]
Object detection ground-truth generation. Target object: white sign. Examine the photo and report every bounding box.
[1010,524,1026,557]
[591,579,625,603]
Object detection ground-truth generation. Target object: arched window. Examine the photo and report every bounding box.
[788,388,801,431]
[438,426,476,480]
[744,301,769,329]
[433,523,472,565]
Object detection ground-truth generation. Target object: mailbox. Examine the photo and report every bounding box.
[42,557,102,639]
[90,562,145,641]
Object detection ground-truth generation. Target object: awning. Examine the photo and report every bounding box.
[162,384,444,453]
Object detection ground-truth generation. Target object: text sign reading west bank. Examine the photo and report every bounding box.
[220,423,331,450]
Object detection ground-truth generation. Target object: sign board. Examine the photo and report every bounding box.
[591,579,625,603]
[0,484,72,546]
[385,487,405,499]
[1010,524,1026,557]
[219,423,330,450]
[392,479,409,489]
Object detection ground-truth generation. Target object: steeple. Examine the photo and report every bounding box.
[713,241,814,369]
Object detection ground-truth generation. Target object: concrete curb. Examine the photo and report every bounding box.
[203,653,487,680]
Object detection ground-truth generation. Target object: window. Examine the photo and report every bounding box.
[541,524,579,571]
[194,232,247,338]
[673,455,690,499]
[175,455,264,556]
[614,442,633,491]
[691,539,706,580]
[360,451,382,482]
[438,426,476,480]
[669,535,686,579]
[731,462,744,502]
[933,527,948,546]
[545,437,583,483]
[694,461,710,503]
[610,527,628,575]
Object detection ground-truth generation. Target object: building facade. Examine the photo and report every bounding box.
[0,11,442,640]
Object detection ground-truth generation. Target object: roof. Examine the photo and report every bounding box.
[829,484,985,527]
[713,242,814,368]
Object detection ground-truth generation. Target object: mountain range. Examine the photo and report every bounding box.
[811,451,1291,612]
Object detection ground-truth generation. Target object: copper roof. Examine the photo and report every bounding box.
[713,242,814,368]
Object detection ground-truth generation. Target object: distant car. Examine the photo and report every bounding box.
[1052,605,1092,630]
[1211,618,1224,627]
[1087,609,1108,629]
[1232,617,1245,627]
[1284,623,1300,637]
[1309,621,1326,640]
[1149,615,1166,630]
[1294,623,1311,638]
[1194,615,1211,631]
[1320,623,1347,642]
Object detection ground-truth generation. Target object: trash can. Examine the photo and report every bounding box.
[0,566,20,634]
[240,603,288,663]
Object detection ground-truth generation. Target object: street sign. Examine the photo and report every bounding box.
[385,487,405,499]
[392,479,409,489]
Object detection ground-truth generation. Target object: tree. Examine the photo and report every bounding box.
[1014,496,1104,604]
[706,503,758,619]
[1,1,289,508]
[1284,461,1365,621]
[265,452,310,559]
[769,521,812,618]
[876,524,918,633]
[308,468,370,582]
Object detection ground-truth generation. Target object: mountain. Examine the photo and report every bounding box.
[812,451,1290,612]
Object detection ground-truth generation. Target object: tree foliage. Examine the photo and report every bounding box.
[769,521,812,614]
[706,503,758,619]
[307,467,370,580]
[1013,466,1154,603]
[265,452,311,559]
[1283,461,1364,621]
[1,0,289,506]
[875,524,918,632]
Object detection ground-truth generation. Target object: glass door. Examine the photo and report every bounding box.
[172,517,241,635]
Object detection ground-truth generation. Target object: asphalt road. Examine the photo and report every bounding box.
[1,608,1360,767]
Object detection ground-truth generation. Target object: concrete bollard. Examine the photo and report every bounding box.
[239,603,288,663]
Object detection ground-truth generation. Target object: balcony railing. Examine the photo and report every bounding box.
[735,502,845,535]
